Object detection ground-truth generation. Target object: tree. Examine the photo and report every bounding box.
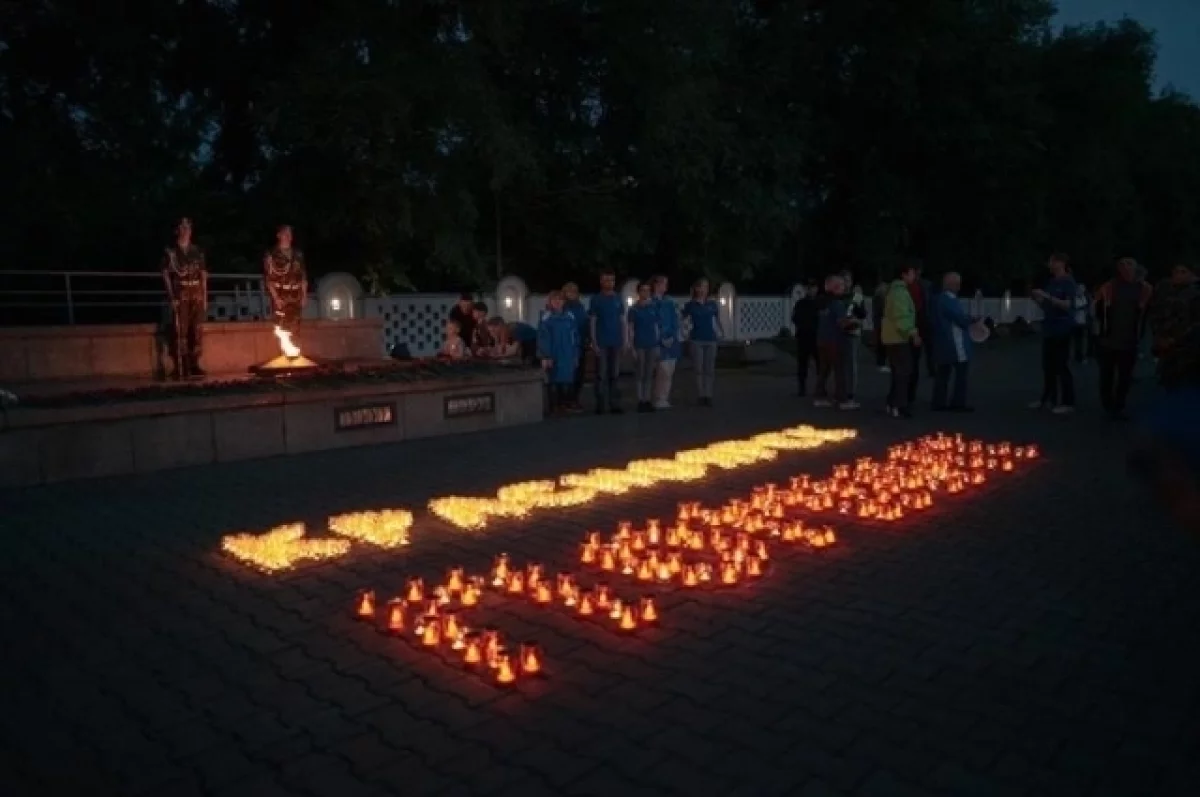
[1,0,1197,297]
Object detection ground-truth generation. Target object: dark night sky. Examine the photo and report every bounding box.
[1054,0,1200,99]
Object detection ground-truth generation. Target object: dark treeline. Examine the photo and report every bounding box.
[2,1,1199,294]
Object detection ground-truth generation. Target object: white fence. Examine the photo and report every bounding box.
[218,272,1044,358]
[363,291,1042,358]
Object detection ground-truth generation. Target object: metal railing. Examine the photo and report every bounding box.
[0,270,268,326]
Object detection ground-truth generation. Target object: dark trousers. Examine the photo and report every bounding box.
[571,341,587,400]
[1071,327,1090,363]
[1040,335,1075,406]
[1097,345,1136,412]
[875,334,887,367]
[593,345,622,409]
[932,361,970,409]
[919,324,935,376]
[814,343,847,402]
[547,382,571,412]
[170,296,205,374]
[796,338,817,393]
[907,342,922,404]
[886,344,914,411]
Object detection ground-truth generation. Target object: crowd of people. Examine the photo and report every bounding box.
[439,272,727,417]
[439,253,1197,431]
[789,254,1199,424]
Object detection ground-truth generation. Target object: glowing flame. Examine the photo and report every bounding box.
[274,325,301,358]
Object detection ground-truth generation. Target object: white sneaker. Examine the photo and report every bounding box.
[653,401,671,410]
[1027,400,1047,410]
[1052,405,1075,415]
[878,366,891,373]
[813,399,834,408]
[838,400,860,410]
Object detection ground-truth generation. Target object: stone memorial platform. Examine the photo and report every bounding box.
[0,318,385,382]
[0,361,544,488]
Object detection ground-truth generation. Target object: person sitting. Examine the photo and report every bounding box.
[480,317,520,359]
[930,272,976,412]
[509,320,539,363]
[439,319,470,360]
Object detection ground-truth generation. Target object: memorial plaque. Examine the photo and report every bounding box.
[334,402,397,432]
[444,392,495,419]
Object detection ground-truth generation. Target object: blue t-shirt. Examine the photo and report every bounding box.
[1040,276,1078,337]
[564,298,588,337]
[627,302,660,350]
[817,297,847,346]
[588,292,625,348]
[684,299,720,342]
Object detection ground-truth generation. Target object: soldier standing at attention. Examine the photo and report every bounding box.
[162,217,208,379]
[263,224,308,332]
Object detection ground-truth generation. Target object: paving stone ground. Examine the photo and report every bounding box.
[2,341,1198,797]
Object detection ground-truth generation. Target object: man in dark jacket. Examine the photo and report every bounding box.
[1094,257,1153,419]
[791,280,820,395]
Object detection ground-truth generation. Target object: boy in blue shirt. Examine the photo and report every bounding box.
[627,282,661,412]
[562,282,589,410]
[1030,252,1078,413]
[652,276,680,409]
[538,290,580,416]
[588,269,626,414]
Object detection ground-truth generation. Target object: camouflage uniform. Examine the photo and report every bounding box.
[263,247,307,332]
[162,244,208,377]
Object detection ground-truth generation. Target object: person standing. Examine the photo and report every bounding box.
[1094,257,1153,419]
[1131,264,1200,528]
[1030,253,1078,414]
[1071,283,1091,364]
[562,282,589,409]
[651,276,679,409]
[161,217,208,379]
[627,282,661,412]
[537,290,580,416]
[682,278,723,407]
[842,273,867,402]
[872,281,890,371]
[1150,264,1200,392]
[588,269,625,414]
[931,272,975,412]
[913,267,936,379]
[263,224,307,334]
[790,283,819,396]
[813,275,859,409]
[448,292,477,347]
[880,263,922,418]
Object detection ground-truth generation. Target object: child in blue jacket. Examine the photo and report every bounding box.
[538,290,581,415]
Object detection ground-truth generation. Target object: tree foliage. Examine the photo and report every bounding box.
[2,1,1198,292]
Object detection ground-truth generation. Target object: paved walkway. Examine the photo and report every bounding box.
[2,342,1197,796]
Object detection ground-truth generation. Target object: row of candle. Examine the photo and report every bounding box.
[222,509,414,572]
[357,588,537,685]
[427,424,856,530]
[347,434,1038,694]
[578,515,837,589]
[782,435,1038,521]
[355,555,660,687]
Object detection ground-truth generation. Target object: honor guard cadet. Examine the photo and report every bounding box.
[161,217,208,379]
[263,224,308,332]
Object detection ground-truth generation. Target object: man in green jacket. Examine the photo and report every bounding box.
[880,262,923,417]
